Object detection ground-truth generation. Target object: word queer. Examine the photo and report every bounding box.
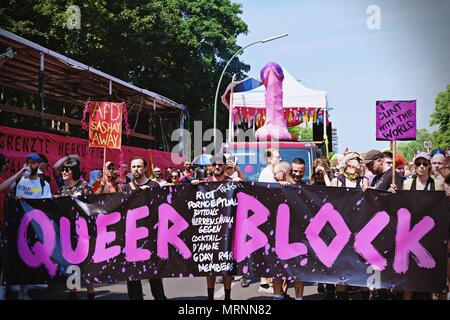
[18,193,435,277]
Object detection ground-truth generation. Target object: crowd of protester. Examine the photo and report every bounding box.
[0,146,449,300]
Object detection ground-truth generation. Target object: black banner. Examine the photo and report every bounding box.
[4,182,449,293]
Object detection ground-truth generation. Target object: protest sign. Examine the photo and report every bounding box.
[376,100,416,141]
[88,101,123,149]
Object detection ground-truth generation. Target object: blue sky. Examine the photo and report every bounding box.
[234,0,450,154]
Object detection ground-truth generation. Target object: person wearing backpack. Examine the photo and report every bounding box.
[331,151,370,300]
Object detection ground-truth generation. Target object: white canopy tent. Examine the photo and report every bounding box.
[230,67,327,109]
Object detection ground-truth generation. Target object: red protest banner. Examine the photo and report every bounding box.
[88,101,123,149]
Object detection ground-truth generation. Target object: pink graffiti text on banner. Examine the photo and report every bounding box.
[354,211,390,271]
[275,203,307,260]
[92,212,121,263]
[305,203,351,268]
[18,209,57,277]
[125,206,151,262]
[157,203,191,260]
[60,216,89,264]
[232,192,269,262]
[394,208,436,274]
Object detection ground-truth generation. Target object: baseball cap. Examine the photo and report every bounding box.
[413,152,431,163]
[344,151,362,164]
[430,148,445,157]
[362,150,384,165]
[26,153,41,162]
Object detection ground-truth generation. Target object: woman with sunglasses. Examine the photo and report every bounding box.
[403,152,442,192]
[331,152,369,190]
[55,158,95,299]
[402,152,442,300]
[57,159,92,197]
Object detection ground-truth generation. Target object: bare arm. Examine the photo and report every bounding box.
[0,165,28,192]
[53,154,80,178]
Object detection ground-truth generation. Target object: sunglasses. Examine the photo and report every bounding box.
[212,163,224,167]
[415,161,429,167]
[62,166,72,173]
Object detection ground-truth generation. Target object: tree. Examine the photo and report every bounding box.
[397,128,435,161]
[430,84,450,149]
[0,0,249,134]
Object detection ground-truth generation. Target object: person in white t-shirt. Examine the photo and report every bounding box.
[258,148,281,183]
[257,148,281,294]
[13,153,52,300]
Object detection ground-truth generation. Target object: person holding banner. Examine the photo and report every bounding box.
[93,161,122,194]
[363,150,402,193]
[439,167,450,300]
[122,157,167,300]
[53,155,82,189]
[191,155,242,300]
[0,153,10,300]
[331,151,370,300]
[403,152,442,192]
[402,152,443,300]
[55,158,94,299]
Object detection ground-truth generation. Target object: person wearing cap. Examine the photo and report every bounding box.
[93,161,122,194]
[15,153,52,199]
[12,153,52,299]
[331,151,370,299]
[402,152,442,300]
[363,149,402,192]
[331,151,368,190]
[403,152,442,192]
[191,155,241,300]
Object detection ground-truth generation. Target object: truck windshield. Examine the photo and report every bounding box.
[227,147,312,182]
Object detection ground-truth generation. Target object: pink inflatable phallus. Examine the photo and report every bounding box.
[255,62,291,141]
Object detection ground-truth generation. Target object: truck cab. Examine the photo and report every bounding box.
[223,141,321,182]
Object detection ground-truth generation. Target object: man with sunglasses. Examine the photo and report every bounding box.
[191,155,241,300]
[363,149,402,193]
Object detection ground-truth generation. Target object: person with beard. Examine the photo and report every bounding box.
[152,167,167,186]
[191,155,241,300]
[37,154,51,185]
[363,150,402,193]
[93,161,122,194]
[15,153,52,199]
[122,157,167,300]
[181,161,194,181]
[14,153,52,299]
[291,158,307,185]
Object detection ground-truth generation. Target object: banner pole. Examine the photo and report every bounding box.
[391,140,396,186]
[103,147,107,180]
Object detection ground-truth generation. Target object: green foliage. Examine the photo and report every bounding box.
[430,84,450,149]
[0,0,249,131]
[288,125,313,141]
[397,128,435,161]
